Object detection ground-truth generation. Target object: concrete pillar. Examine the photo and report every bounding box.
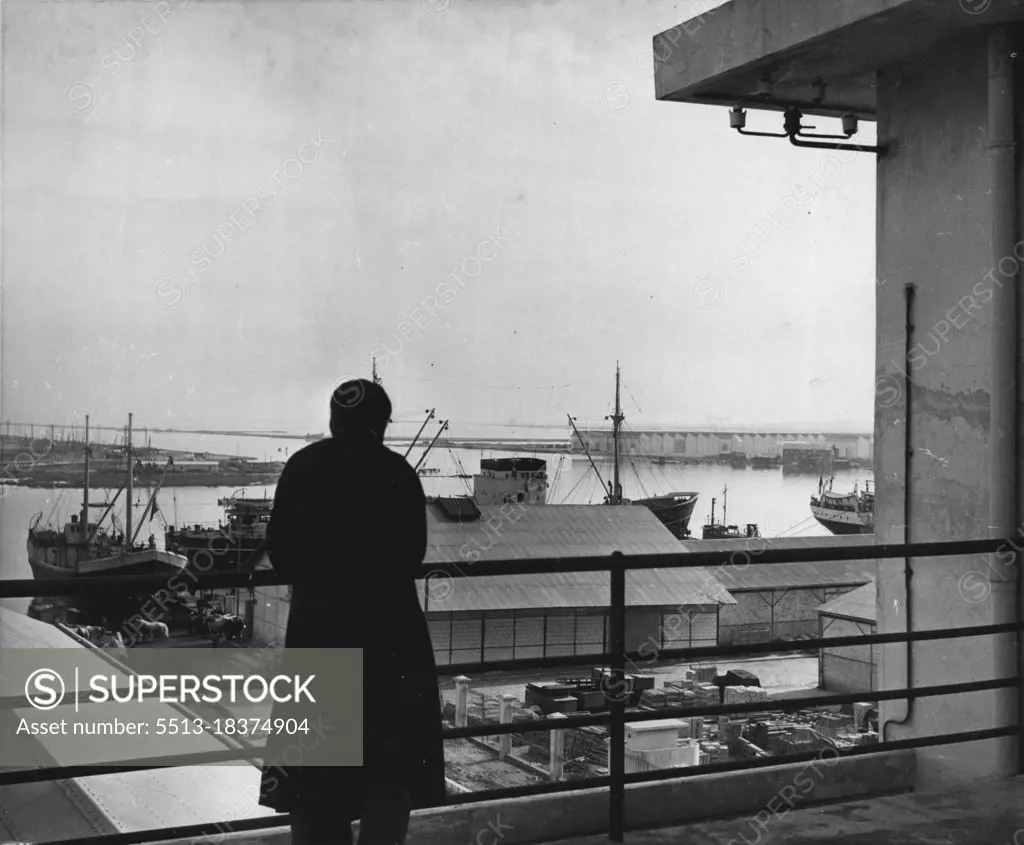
[498,694,515,760]
[454,676,470,728]
[549,712,567,781]
[875,28,1019,788]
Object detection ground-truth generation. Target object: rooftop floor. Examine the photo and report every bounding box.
[547,776,1023,845]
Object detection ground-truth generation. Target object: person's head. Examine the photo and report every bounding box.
[329,379,392,442]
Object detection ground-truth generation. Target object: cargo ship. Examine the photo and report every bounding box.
[569,364,698,540]
[810,477,874,534]
[26,414,188,583]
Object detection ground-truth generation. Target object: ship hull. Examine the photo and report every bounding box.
[633,492,698,540]
[810,506,873,535]
[27,544,188,580]
[164,530,263,571]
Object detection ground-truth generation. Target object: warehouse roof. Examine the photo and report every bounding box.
[417,503,736,612]
[677,534,876,592]
[818,581,877,623]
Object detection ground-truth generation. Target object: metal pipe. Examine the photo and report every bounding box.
[884,283,917,742]
[986,25,1019,775]
[608,551,626,842]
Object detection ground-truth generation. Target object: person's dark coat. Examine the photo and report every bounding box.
[258,432,445,821]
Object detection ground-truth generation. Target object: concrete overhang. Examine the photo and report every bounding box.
[654,0,1024,119]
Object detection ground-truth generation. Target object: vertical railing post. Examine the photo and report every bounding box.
[549,711,567,781]
[499,694,515,760]
[608,551,626,842]
[454,676,470,728]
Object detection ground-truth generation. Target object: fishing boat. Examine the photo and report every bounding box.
[810,476,874,534]
[26,414,187,580]
[569,364,698,540]
[700,485,760,540]
[164,492,273,571]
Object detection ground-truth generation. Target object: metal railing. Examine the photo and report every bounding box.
[0,537,1021,845]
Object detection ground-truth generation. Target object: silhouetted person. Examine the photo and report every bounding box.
[259,379,444,845]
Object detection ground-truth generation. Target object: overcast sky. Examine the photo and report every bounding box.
[1,0,875,437]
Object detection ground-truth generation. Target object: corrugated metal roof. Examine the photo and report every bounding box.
[418,504,735,611]
[677,535,877,591]
[818,581,877,622]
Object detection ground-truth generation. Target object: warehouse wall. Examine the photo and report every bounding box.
[429,605,720,668]
[718,586,857,645]
[820,614,875,695]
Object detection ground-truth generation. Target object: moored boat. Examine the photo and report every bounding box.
[810,476,874,534]
[165,492,272,571]
[568,364,699,540]
[26,414,188,585]
[700,485,760,540]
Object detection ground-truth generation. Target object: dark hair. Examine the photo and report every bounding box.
[329,379,392,438]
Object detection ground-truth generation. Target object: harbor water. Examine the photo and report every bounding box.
[0,432,871,613]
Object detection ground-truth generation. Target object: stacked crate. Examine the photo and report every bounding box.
[694,665,718,683]
[679,716,704,740]
[723,685,769,707]
[641,684,697,711]
[693,683,719,706]
[699,740,728,764]
[814,711,854,738]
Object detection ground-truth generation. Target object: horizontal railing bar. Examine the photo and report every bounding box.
[0,624,1013,714]
[2,677,1014,785]
[0,570,282,599]
[34,812,290,845]
[0,747,262,787]
[440,726,1016,805]
[619,725,1017,787]
[32,725,1015,845]
[0,538,1015,598]
[439,621,1024,676]
[443,677,1021,740]
[423,539,1011,577]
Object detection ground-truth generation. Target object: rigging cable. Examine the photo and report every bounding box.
[559,466,590,504]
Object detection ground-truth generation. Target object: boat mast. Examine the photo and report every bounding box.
[567,414,608,494]
[372,357,381,385]
[132,457,173,545]
[125,413,133,545]
[87,484,125,544]
[414,420,449,472]
[608,362,624,505]
[81,415,90,535]
[404,409,436,459]
[722,484,728,526]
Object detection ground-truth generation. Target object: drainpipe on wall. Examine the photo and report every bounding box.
[883,283,917,742]
[987,25,1018,775]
